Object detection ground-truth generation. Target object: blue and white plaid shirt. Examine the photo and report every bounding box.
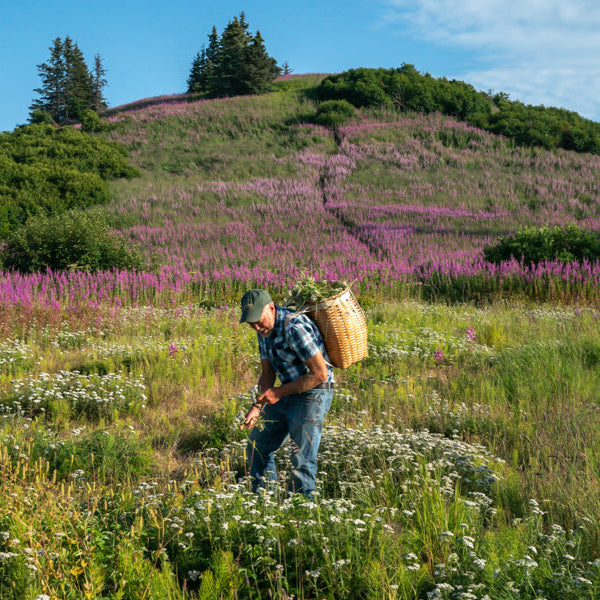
[258,306,335,385]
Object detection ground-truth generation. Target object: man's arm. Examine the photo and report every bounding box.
[241,359,276,430]
[257,351,328,405]
[258,359,276,393]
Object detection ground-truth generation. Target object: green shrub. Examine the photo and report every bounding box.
[29,109,55,125]
[81,109,102,132]
[483,223,600,265]
[0,123,138,236]
[317,66,600,154]
[1,208,146,273]
[314,99,356,128]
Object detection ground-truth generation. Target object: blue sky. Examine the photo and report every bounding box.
[2,0,599,132]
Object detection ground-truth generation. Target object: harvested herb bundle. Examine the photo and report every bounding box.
[285,277,348,308]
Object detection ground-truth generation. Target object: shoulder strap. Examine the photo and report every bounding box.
[284,312,334,368]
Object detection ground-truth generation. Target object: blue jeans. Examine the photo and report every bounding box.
[247,388,333,498]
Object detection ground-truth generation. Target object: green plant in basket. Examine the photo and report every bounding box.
[285,277,349,308]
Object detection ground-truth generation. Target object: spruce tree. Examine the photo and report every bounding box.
[63,37,92,122]
[203,26,219,92]
[187,27,219,94]
[187,52,204,93]
[187,13,280,98]
[30,37,105,124]
[211,14,252,97]
[90,54,108,112]
[245,31,281,94]
[30,37,66,122]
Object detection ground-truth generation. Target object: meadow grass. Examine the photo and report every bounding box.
[0,299,599,598]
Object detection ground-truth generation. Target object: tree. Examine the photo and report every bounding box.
[187,52,204,93]
[30,37,107,124]
[63,37,92,121]
[186,13,281,98]
[211,14,253,97]
[90,54,108,112]
[187,26,219,94]
[244,31,280,94]
[30,37,66,123]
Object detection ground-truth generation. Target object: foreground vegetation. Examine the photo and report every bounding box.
[1,298,600,598]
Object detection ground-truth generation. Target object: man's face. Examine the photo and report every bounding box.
[247,302,276,337]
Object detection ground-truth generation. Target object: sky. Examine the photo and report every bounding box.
[2,0,600,132]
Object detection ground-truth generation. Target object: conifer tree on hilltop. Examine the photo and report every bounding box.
[30,36,107,124]
[187,13,281,97]
[90,54,108,113]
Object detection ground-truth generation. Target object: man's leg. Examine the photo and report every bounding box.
[247,402,289,493]
[286,390,333,498]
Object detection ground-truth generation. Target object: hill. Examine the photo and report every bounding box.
[2,74,600,599]
[99,73,600,304]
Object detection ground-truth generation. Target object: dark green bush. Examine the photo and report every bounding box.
[314,99,356,128]
[29,109,55,125]
[1,208,146,273]
[80,109,102,132]
[483,224,600,265]
[317,66,600,155]
[0,123,138,236]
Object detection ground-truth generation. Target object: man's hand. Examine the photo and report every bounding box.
[257,387,282,405]
[240,404,262,430]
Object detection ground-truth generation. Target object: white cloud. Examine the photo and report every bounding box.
[378,0,600,119]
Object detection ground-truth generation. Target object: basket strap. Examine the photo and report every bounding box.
[284,313,334,368]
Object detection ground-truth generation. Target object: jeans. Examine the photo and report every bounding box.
[247,388,333,498]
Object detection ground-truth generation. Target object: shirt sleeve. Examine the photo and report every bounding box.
[285,316,322,362]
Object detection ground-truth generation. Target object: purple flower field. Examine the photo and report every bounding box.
[4,87,600,318]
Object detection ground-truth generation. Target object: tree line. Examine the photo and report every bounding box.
[315,66,600,155]
[28,21,600,157]
[30,14,281,126]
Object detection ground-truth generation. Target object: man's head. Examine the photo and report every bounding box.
[240,289,276,336]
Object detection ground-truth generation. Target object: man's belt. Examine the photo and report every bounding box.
[314,382,335,390]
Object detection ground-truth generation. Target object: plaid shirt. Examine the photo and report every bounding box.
[258,306,334,385]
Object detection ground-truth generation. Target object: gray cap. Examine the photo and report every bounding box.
[239,289,272,323]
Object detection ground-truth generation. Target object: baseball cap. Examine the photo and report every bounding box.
[239,289,272,323]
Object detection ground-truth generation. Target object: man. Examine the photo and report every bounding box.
[239,289,334,498]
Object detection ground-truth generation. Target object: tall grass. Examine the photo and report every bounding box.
[0,300,599,597]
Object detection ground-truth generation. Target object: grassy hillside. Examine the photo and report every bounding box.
[1,76,600,598]
[100,74,600,304]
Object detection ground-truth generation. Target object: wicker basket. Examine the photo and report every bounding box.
[308,287,368,369]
